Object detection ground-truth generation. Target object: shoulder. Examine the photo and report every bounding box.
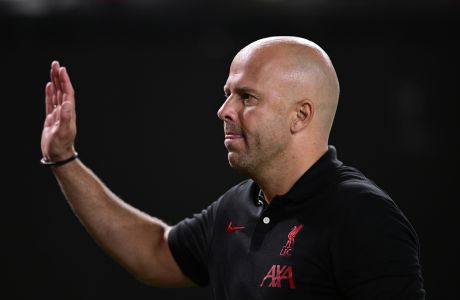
[333,165,395,210]
[221,178,255,196]
[216,178,257,209]
[330,164,418,237]
[330,164,420,248]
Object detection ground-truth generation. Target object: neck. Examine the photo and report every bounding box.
[255,143,328,204]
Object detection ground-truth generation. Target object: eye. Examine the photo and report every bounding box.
[241,93,257,106]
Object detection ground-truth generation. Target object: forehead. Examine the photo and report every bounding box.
[225,47,309,102]
[224,48,279,91]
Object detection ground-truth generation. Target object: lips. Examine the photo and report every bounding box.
[223,125,244,150]
[224,132,242,139]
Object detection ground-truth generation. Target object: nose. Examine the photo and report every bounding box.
[217,96,237,122]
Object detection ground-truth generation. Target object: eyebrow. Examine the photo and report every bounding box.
[224,86,259,96]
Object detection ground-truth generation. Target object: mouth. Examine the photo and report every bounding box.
[223,122,245,149]
[224,123,243,139]
[224,132,243,139]
[223,127,244,150]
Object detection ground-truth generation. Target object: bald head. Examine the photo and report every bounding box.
[218,36,340,196]
[233,36,340,139]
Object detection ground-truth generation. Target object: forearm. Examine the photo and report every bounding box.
[41,61,192,287]
[51,159,170,283]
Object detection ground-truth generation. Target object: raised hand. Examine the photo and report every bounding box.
[41,61,77,163]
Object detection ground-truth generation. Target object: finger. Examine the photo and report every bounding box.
[49,82,58,108]
[45,82,54,115]
[51,64,62,106]
[59,101,74,132]
[59,67,75,105]
[48,82,58,109]
[57,89,63,106]
[51,61,62,95]
[52,105,61,125]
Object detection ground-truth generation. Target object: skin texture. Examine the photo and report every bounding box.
[41,61,193,287]
[40,36,339,287]
[218,36,339,202]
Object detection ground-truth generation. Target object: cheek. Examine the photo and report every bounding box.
[240,109,256,133]
[245,111,291,146]
[265,118,291,144]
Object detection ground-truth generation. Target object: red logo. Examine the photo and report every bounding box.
[280,224,304,256]
[227,221,245,233]
[259,264,295,289]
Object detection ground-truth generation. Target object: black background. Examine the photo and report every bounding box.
[1,1,459,299]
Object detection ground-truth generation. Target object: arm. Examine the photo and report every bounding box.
[40,61,194,287]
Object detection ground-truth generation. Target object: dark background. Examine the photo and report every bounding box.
[1,0,459,299]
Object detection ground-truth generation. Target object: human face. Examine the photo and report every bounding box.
[217,51,293,175]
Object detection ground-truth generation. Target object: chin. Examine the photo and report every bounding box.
[228,153,251,175]
[228,153,242,168]
[228,153,239,168]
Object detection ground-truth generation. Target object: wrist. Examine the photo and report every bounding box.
[40,152,79,166]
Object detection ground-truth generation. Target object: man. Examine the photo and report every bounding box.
[40,36,425,299]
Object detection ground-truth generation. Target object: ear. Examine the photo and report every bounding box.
[291,100,313,133]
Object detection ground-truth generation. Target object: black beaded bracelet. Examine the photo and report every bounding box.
[40,152,79,166]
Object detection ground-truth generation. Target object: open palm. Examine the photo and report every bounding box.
[41,61,77,162]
